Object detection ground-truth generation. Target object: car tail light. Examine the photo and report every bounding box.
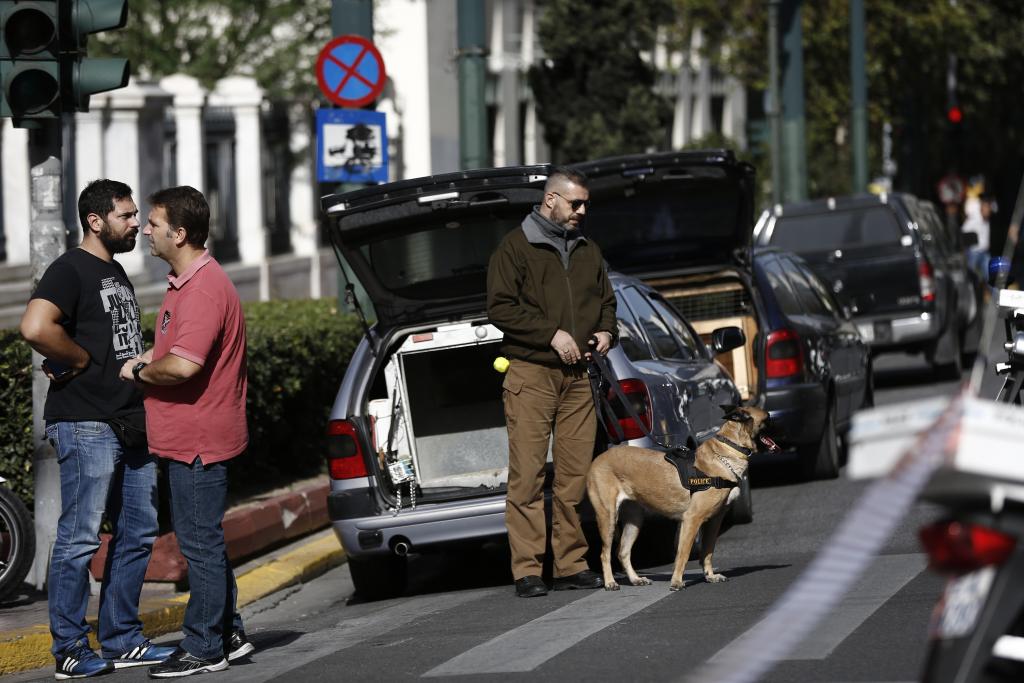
[326,419,369,480]
[765,329,803,379]
[604,379,653,440]
[919,520,1016,575]
[918,258,936,302]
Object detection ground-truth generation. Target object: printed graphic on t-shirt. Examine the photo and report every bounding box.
[100,277,143,359]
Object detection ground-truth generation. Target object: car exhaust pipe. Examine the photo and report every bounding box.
[393,539,410,557]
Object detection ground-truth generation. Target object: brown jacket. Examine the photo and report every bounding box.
[487,219,617,366]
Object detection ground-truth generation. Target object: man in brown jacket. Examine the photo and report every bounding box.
[486,167,617,597]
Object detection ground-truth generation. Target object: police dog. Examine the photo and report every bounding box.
[587,406,778,591]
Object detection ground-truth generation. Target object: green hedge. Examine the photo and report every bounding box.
[0,298,364,507]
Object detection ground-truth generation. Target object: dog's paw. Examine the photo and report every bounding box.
[629,576,652,586]
[604,581,620,591]
[705,573,728,583]
[669,581,684,591]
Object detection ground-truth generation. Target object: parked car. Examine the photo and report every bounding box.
[752,192,981,377]
[320,165,747,599]
[752,247,873,478]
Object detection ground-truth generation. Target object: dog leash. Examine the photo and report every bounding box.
[586,340,673,451]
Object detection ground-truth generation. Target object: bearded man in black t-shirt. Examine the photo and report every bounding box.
[20,179,175,678]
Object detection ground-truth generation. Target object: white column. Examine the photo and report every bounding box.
[74,94,106,202]
[160,74,206,191]
[521,0,544,164]
[377,0,432,178]
[211,76,267,299]
[2,119,31,264]
[691,30,713,141]
[722,77,747,149]
[671,61,692,149]
[105,81,146,274]
[489,0,507,167]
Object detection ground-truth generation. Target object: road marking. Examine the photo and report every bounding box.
[423,574,699,677]
[233,588,495,683]
[709,553,927,663]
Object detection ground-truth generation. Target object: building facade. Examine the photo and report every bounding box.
[0,0,748,328]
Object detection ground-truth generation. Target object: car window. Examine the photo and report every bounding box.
[649,295,701,360]
[792,259,842,319]
[769,206,904,251]
[758,256,803,318]
[621,286,688,360]
[783,261,832,318]
[614,291,654,362]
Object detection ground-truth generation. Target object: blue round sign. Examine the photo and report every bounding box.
[316,35,387,108]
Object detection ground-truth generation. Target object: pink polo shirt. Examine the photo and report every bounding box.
[145,251,248,463]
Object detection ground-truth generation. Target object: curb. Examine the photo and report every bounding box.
[0,532,346,676]
[90,480,331,582]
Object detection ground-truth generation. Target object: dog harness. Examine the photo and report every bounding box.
[664,446,738,492]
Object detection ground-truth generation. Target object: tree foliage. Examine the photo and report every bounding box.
[92,0,332,100]
[529,0,676,163]
[672,0,1024,207]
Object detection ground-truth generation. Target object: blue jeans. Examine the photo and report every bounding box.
[167,458,243,660]
[45,420,158,657]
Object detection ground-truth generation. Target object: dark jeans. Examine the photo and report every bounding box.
[45,420,158,657]
[167,458,243,660]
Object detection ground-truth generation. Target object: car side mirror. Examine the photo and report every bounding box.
[711,326,745,354]
[962,231,979,248]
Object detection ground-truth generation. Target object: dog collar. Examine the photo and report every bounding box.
[716,435,752,457]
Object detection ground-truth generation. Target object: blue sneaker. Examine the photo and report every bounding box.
[54,642,114,679]
[109,640,177,669]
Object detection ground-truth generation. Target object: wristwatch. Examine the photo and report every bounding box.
[132,361,148,384]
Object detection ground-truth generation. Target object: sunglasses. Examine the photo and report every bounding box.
[550,191,591,212]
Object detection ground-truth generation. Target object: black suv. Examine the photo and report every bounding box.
[572,150,848,474]
[753,192,982,377]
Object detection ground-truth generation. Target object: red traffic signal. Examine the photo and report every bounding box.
[947,106,963,124]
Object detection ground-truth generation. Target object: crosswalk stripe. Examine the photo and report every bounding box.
[709,553,928,663]
[423,574,700,677]
[232,588,495,683]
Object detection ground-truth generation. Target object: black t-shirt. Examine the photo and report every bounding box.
[32,248,145,421]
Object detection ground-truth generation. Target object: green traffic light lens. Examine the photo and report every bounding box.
[5,7,57,55]
[8,69,59,114]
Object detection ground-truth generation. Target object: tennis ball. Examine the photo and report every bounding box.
[493,356,510,373]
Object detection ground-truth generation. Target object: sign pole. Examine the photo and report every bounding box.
[27,121,64,589]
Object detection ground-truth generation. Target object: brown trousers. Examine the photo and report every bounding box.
[502,359,597,580]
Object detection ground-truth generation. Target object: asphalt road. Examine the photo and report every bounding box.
[8,348,980,683]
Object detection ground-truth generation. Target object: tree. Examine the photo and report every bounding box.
[91,0,332,101]
[672,0,1024,209]
[529,0,675,163]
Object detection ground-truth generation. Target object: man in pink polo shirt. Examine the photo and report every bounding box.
[119,186,254,677]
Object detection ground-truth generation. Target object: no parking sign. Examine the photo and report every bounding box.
[316,35,387,108]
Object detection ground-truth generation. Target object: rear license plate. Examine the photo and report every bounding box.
[856,323,874,343]
[873,320,893,343]
[932,566,996,639]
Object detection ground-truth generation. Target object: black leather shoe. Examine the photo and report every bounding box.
[515,575,549,598]
[553,569,604,590]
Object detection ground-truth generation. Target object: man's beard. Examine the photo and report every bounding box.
[99,223,136,254]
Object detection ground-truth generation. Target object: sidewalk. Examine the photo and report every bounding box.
[0,476,347,676]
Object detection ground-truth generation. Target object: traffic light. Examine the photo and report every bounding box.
[0,1,61,125]
[61,0,128,112]
[0,0,128,127]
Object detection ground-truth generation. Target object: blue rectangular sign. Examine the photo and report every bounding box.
[316,108,388,184]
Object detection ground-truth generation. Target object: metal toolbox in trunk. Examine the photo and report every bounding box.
[371,322,510,494]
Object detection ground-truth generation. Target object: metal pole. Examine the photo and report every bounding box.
[27,122,64,589]
[780,0,808,202]
[767,0,783,206]
[329,0,376,319]
[457,0,488,170]
[850,0,867,193]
